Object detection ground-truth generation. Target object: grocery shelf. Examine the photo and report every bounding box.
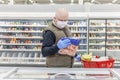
[89,43,105,45]
[0,37,43,39]
[0,43,42,45]
[106,49,120,52]
[75,37,87,39]
[107,32,120,34]
[68,25,87,27]
[71,31,87,33]
[0,49,41,52]
[89,49,105,51]
[79,44,87,45]
[107,26,120,27]
[89,26,106,27]
[107,38,120,39]
[0,25,48,27]
[89,37,105,39]
[0,31,43,33]
[89,31,105,33]
[77,50,87,52]
[107,44,120,46]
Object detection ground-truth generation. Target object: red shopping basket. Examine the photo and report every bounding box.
[82,59,115,68]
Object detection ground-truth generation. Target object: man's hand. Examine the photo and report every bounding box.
[57,39,71,49]
[75,55,81,61]
[66,45,78,56]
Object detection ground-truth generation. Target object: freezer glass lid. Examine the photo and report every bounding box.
[4,68,120,80]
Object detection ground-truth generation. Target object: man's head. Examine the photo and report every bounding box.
[54,8,69,29]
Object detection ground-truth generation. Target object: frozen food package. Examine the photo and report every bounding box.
[61,37,81,46]
[59,37,80,56]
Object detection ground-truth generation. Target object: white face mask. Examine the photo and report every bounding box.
[57,21,67,29]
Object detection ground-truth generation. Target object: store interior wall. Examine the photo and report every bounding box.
[86,4,120,12]
[1,4,120,12]
[0,4,84,12]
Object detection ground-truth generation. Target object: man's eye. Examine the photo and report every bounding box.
[58,19,67,21]
[57,18,67,21]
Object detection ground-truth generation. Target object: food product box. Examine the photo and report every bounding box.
[61,37,81,46]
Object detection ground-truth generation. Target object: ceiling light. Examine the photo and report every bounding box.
[91,0,95,3]
[8,0,14,5]
[78,0,83,5]
[112,0,117,3]
[29,0,34,3]
[50,0,53,3]
[71,0,74,3]
[94,1,100,4]
[0,0,4,3]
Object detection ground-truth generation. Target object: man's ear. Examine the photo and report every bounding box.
[54,17,56,20]
[53,17,56,22]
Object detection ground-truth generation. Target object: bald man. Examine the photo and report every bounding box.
[42,8,79,67]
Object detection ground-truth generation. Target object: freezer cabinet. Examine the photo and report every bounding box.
[0,67,120,80]
[0,67,14,79]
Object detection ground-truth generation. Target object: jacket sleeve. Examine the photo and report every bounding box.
[42,30,59,57]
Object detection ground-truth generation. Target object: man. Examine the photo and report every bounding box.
[42,8,80,67]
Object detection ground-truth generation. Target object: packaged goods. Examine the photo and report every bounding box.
[58,37,80,56]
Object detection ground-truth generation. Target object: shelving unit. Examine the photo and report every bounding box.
[68,18,88,55]
[89,19,106,56]
[0,12,120,66]
[106,19,120,61]
[0,12,88,66]
[88,13,120,61]
[0,18,51,65]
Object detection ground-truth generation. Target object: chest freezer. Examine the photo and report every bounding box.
[0,67,120,80]
[0,67,14,76]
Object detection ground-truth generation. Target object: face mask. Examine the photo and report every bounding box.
[57,21,67,29]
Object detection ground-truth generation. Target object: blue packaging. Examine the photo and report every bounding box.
[61,37,81,46]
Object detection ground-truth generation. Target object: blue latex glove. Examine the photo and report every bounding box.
[57,39,71,49]
[75,55,81,61]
